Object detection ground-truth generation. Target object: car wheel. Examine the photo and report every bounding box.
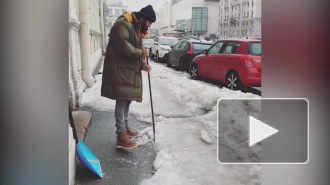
[156,51,160,62]
[166,57,172,67]
[178,58,185,72]
[190,64,199,80]
[150,49,154,59]
[225,71,242,90]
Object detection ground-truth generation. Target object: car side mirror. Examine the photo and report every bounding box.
[170,45,174,49]
[202,49,208,54]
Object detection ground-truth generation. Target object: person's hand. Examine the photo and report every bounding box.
[142,49,149,58]
[142,63,151,73]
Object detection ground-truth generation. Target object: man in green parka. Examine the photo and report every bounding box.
[101,5,156,149]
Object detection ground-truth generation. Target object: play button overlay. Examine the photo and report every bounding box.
[249,116,279,147]
[217,98,309,164]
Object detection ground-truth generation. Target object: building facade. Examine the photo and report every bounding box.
[153,2,171,36]
[69,0,104,111]
[104,0,128,35]
[69,0,106,184]
[205,0,220,36]
[155,0,207,37]
[103,2,110,50]
[154,0,261,39]
[218,0,261,38]
[191,7,208,35]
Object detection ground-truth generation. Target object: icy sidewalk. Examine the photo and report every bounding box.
[74,109,156,185]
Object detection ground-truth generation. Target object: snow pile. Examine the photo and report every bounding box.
[201,130,213,144]
[148,62,259,133]
[81,75,115,111]
[218,100,261,162]
[152,150,172,171]
[131,127,154,146]
[141,116,260,185]
[150,65,258,114]
[137,115,166,124]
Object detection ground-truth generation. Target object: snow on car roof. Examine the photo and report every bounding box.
[218,39,261,42]
[158,36,178,39]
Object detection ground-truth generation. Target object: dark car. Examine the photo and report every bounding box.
[167,40,212,72]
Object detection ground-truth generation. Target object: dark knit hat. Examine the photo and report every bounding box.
[140,5,156,22]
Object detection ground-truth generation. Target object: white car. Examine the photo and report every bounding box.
[150,36,179,62]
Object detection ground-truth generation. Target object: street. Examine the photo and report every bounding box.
[76,57,261,185]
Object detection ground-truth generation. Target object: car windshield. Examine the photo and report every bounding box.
[160,38,179,46]
[192,43,212,51]
[143,39,153,45]
[248,42,261,56]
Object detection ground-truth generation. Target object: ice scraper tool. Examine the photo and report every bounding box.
[146,57,156,141]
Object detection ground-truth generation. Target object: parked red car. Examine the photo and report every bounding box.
[189,39,261,90]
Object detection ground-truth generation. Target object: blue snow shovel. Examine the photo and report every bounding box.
[69,107,102,178]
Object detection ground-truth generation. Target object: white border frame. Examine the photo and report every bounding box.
[216,98,309,165]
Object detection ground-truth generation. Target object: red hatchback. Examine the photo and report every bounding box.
[189,39,261,90]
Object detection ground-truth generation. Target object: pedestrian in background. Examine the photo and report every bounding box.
[101,5,156,149]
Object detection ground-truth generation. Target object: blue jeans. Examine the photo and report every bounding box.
[115,100,131,134]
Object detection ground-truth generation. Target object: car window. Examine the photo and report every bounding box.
[143,39,153,45]
[192,43,212,51]
[159,38,179,46]
[184,42,191,49]
[179,42,188,49]
[208,42,224,54]
[248,42,261,56]
[221,42,241,54]
[173,41,182,49]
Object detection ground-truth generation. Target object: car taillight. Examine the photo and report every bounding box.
[187,43,192,54]
[246,60,255,68]
[241,56,256,68]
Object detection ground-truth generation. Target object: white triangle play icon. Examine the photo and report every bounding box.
[249,116,279,147]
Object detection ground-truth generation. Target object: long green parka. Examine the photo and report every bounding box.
[101,12,147,102]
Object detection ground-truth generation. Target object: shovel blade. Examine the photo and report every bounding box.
[76,140,102,178]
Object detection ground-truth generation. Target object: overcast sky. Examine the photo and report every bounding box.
[121,0,169,12]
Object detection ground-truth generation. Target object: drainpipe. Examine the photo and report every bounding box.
[99,0,105,54]
[79,0,95,87]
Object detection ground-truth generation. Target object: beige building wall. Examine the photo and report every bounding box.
[68,0,105,184]
[205,0,220,35]
[89,0,103,75]
[69,0,85,110]
[154,3,171,35]
[69,0,104,111]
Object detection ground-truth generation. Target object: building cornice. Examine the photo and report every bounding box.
[90,29,102,36]
[69,17,80,31]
